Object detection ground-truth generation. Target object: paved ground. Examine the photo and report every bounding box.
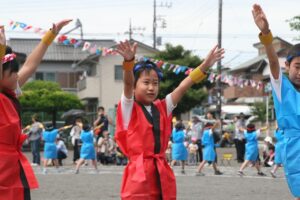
[24,148,293,200]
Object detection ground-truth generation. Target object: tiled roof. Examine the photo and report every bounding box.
[8,38,116,62]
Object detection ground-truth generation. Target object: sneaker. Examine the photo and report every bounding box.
[237,171,245,176]
[215,170,223,175]
[42,168,47,175]
[31,163,38,167]
[75,169,79,174]
[270,171,277,178]
[195,172,205,176]
[257,172,267,176]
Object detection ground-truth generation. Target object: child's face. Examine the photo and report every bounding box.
[134,69,159,105]
[286,57,300,88]
[0,71,18,90]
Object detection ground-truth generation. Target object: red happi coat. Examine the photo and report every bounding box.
[115,99,176,200]
[0,92,38,200]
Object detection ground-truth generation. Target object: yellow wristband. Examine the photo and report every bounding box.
[189,67,207,83]
[259,31,273,45]
[41,30,56,46]
[122,59,135,71]
[0,44,5,60]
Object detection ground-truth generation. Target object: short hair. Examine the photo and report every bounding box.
[98,106,105,111]
[286,43,300,63]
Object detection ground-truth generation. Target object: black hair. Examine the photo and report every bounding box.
[287,43,300,63]
[73,117,82,125]
[82,123,91,132]
[246,123,256,133]
[133,60,162,87]
[204,122,213,128]
[269,144,275,152]
[2,46,19,75]
[98,106,105,111]
[45,123,54,131]
[175,122,185,131]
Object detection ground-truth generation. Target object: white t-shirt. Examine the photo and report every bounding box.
[56,140,68,155]
[121,93,176,130]
[270,68,282,103]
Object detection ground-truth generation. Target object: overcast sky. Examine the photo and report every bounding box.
[1,0,299,68]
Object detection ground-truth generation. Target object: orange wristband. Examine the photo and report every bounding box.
[189,67,207,83]
[122,59,135,71]
[259,31,273,46]
[0,44,5,60]
[41,30,56,46]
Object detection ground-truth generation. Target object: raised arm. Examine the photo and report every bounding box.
[18,20,72,87]
[0,26,6,81]
[252,4,280,79]
[116,40,137,99]
[171,45,224,106]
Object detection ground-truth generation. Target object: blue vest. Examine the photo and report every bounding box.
[244,131,258,149]
[202,129,214,147]
[272,75,300,137]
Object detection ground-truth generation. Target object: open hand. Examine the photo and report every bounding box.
[201,45,225,71]
[252,4,269,34]
[116,40,137,61]
[51,19,73,34]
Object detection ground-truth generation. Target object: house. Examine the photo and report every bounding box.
[8,38,115,93]
[223,36,292,102]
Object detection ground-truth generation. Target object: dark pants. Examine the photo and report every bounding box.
[57,150,67,166]
[197,139,203,163]
[30,139,40,165]
[73,139,81,162]
[116,156,128,165]
[234,139,245,163]
[98,152,111,165]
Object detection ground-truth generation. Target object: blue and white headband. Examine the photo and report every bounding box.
[133,61,163,80]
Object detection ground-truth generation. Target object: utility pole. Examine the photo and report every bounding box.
[129,19,133,40]
[153,0,172,49]
[153,0,157,49]
[125,19,145,41]
[217,0,223,131]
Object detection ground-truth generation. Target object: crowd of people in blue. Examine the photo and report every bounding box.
[24,109,283,179]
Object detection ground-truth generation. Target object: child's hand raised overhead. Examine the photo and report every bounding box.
[252,4,269,34]
[116,40,137,61]
[201,45,225,72]
[51,19,73,35]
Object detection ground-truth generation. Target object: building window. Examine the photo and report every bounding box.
[45,72,56,81]
[35,72,44,80]
[35,72,56,82]
[114,65,123,81]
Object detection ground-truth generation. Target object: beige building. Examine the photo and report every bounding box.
[8,38,115,93]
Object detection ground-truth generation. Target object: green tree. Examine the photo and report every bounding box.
[250,94,273,122]
[287,15,300,40]
[155,43,210,118]
[19,81,83,126]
